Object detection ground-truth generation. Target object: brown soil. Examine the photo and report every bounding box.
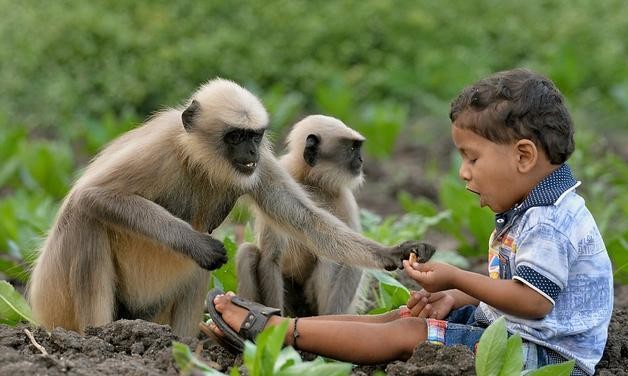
[1,286,626,376]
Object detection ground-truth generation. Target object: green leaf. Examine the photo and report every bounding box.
[525,359,575,376]
[172,341,195,373]
[243,341,261,376]
[0,157,19,187]
[398,192,439,217]
[0,280,36,325]
[242,321,290,376]
[274,346,302,372]
[172,341,228,375]
[315,77,354,121]
[276,358,352,376]
[262,320,289,374]
[0,258,29,283]
[475,316,507,376]
[368,270,410,311]
[498,333,523,376]
[210,236,238,292]
[608,231,628,284]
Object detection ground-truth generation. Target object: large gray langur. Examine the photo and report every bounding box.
[237,115,370,315]
[27,78,431,337]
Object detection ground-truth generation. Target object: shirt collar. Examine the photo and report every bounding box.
[495,164,580,233]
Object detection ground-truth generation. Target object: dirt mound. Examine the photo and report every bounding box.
[0,319,236,376]
[0,306,626,375]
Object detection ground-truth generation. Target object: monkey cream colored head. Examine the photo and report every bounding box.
[282,115,365,193]
[179,78,270,187]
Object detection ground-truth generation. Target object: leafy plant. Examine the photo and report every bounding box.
[173,322,352,376]
[172,341,226,376]
[475,317,575,376]
[210,236,239,293]
[360,209,448,246]
[0,281,36,325]
[314,78,408,159]
[0,192,58,282]
[569,127,628,283]
[368,270,410,314]
[241,321,352,376]
[398,154,494,257]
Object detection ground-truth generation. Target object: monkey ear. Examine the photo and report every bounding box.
[182,100,200,131]
[303,134,320,167]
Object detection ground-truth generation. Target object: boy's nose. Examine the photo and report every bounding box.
[459,163,471,182]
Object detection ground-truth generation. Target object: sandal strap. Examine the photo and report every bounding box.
[232,296,281,341]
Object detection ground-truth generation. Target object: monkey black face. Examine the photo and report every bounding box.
[223,128,265,175]
[345,139,364,175]
[304,135,363,176]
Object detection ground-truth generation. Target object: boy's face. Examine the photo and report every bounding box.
[451,125,528,213]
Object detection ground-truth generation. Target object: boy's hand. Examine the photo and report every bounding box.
[407,290,456,319]
[403,260,460,292]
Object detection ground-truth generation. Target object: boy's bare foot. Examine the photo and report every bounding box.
[208,292,243,337]
[208,292,288,340]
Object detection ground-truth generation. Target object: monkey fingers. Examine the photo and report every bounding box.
[411,242,437,263]
[391,241,436,269]
[190,235,228,270]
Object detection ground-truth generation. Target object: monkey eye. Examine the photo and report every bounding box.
[252,131,264,144]
[351,140,363,151]
[225,130,245,145]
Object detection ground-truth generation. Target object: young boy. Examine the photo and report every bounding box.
[208,68,613,375]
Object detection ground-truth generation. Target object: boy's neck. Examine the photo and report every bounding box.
[520,158,561,202]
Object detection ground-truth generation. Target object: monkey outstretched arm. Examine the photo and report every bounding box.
[250,158,433,270]
[74,186,227,270]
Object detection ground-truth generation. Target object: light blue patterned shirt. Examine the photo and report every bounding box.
[475,164,613,375]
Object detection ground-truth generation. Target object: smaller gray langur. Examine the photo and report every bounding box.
[237,115,435,315]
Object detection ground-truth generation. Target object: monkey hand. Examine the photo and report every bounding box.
[384,241,436,271]
[188,234,228,270]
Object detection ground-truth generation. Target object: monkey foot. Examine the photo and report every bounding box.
[205,288,282,353]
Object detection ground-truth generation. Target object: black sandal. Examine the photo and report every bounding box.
[205,288,281,353]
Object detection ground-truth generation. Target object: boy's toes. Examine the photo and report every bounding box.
[213,293,232,312]
[209,322,224,337]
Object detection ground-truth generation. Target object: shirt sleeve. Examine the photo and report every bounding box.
[512,221,572,305]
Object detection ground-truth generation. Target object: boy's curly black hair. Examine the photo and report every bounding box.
[449,68,574,164]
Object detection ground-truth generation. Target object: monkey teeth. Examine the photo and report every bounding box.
[246,162,256,168]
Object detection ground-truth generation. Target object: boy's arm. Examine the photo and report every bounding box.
[453,268,553,319]
[403,260,553,319]
[446,289,480,309]
[406,289,479,319]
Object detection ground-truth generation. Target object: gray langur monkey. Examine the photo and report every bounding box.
[28,78,431,337]
[237,115,373,315]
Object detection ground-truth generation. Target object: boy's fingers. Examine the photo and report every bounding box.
[416,303,431,318]
[412,261,431,271]
[410,298,429,317]
[407,292,419,308]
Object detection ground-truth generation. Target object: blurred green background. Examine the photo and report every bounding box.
[1,0,628,285]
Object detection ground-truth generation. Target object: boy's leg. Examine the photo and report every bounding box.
[304,308,402,323]
[211,293,426,364]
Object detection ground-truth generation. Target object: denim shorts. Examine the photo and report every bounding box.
[421,305,586,375]
[426,304,485,351]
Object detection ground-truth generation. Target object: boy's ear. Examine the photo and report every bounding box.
[515,139,537,173]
